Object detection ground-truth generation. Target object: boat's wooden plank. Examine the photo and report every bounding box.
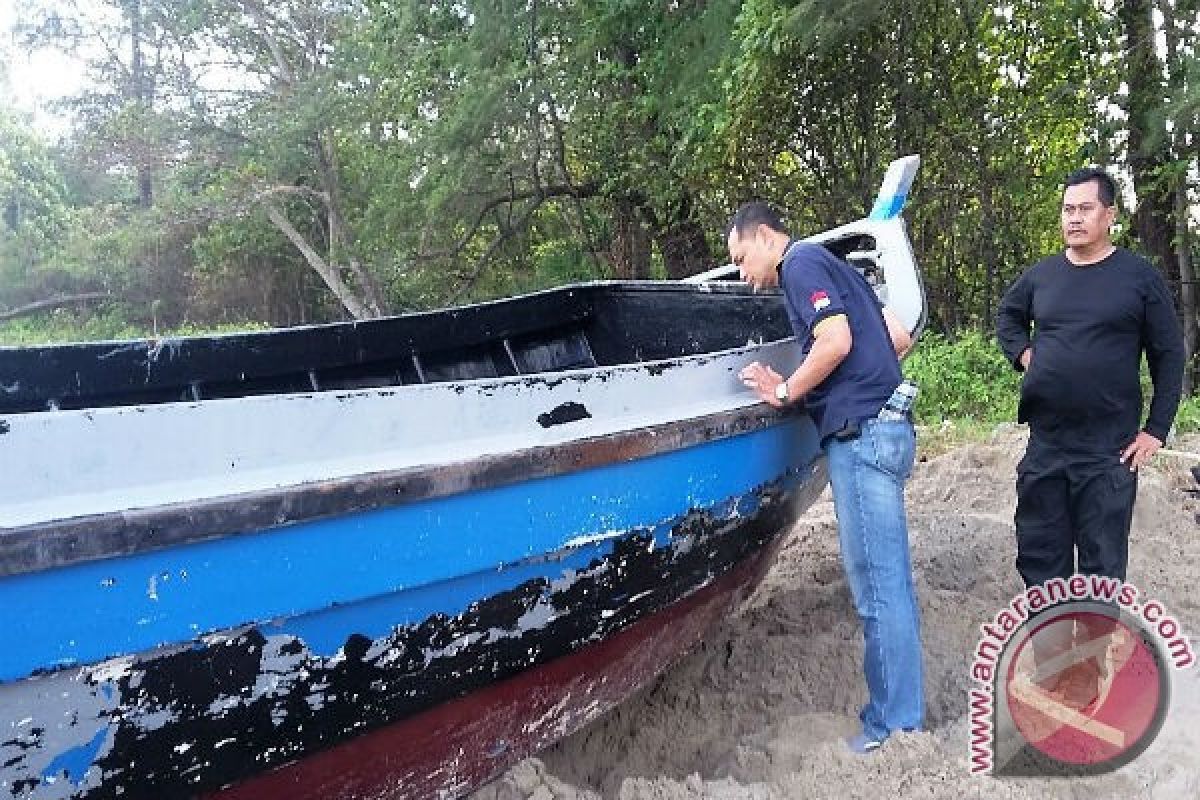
[420,345,503,382]
[585,289,790,365]
[502,338,522,374]
[509,329,597,374]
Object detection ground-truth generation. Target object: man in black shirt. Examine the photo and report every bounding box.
[995,167,1184,705]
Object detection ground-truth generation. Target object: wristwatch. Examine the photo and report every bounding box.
[774,380,789,404]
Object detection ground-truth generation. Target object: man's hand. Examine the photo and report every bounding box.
[739,361,787,407]
[1019,348,1032,370]
[1120,431,1163,471]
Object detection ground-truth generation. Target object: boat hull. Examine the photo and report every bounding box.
[1,415,823,800]
[210,497,797,800]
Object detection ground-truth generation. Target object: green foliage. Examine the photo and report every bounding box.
[708,0,1116,332]
[0,311,143,346]
[2,0,1197,372]
[904,332,1200,437]
[903,331,1021,424]
[0,107,70,277]
[1173,394,1200,435]
[0,310,267,347]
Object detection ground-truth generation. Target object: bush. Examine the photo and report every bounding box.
[0,310,266,347]
[903,330,1021,425]
[1172,395,1200,435]
[905,331,1200,437]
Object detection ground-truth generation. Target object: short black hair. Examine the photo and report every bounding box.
[1064,167,1117,207]
[727,202,788,239]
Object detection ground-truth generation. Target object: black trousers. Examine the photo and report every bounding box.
[1014,433,1138,587]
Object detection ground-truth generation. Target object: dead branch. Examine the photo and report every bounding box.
[263,202,371,320]
[0,293,112,322]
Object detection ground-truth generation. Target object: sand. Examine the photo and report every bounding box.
[470,426,1200,800]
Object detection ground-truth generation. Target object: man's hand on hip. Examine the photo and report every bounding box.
[1120,432,1163,471]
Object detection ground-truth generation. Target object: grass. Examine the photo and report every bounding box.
[914,418,1006,458]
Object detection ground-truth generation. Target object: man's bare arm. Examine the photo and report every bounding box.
[740,315,853,407]
[882,306,913,358]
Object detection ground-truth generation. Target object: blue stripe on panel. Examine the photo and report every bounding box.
[0,420,815,683]
[868,192,908,220]
[277,524,642,656]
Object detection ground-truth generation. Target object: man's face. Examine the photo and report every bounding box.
[728,225,779,290]
[1061,180,1116,251]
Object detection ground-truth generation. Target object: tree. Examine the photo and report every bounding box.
[1117,0,1200,390]
[706,0,1109,331]
[0,105,70,287]
[1157,0,1200,390]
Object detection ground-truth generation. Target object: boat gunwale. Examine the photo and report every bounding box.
[0,402,804,580]
[0,279,774,355]
[0,281,786,417]
[0,329,798,424]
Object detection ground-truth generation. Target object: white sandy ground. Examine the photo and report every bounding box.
[470,426,1200,800]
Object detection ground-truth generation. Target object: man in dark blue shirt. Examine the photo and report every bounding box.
[729,202,922,754]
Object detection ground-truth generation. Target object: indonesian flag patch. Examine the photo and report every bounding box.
[810,290,831,312]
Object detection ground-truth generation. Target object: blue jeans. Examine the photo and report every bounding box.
[825,418,923,740]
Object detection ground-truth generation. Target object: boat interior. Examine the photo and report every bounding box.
[0,237,879,414]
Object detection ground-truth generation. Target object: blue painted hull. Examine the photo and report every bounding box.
[1,416,823,799]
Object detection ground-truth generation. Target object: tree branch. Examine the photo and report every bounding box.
[420,182,599,262]
[262,201,370,320]
[448,200,543,303]
[0,293,112,322]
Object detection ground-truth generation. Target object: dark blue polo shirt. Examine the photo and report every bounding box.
[779,242,902,441]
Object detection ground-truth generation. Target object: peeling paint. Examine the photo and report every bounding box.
[0,344,801,534]
[560,530,625,550]
[536,402,592,428]
[0,468,824,799]
[40,729,106,787]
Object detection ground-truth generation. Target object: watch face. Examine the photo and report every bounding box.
[775,382,788,402]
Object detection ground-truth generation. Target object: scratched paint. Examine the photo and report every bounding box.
[1,421,816,683]
[0,461,826,799]
[0,191,927,800]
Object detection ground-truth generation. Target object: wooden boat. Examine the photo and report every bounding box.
[0,158,925,799]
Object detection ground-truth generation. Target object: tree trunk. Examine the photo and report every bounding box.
[1175,180,1197,394]
[314,134,388,316]
[1119,0,1175,279]
[0,293,111,322]
[657,218,713,280]
[264,203,371,320]
[128,0,153,208]
[608,197,651,279]
[1159,0,1197,393]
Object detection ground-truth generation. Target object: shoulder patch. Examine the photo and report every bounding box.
[810,290,831,312]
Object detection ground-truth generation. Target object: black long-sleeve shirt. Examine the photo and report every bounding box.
[995,248,1185,452]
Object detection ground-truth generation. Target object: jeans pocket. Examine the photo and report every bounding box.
[869,421,915,481]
